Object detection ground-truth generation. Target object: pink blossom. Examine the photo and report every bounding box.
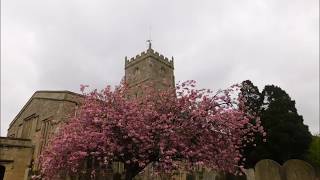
[39,80,264,180]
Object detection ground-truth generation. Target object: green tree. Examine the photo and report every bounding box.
[306,135,320,167]
[240,82,312,167]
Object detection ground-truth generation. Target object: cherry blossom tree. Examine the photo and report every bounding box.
[38,80,264,180]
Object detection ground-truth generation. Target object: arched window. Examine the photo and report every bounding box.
[160,67,166,77]
[134,67,140,76]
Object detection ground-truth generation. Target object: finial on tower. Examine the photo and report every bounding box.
[146,39,152,49]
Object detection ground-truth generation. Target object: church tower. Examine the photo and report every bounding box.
[124,42,175,97]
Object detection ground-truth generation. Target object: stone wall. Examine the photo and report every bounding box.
[0,137,33,180]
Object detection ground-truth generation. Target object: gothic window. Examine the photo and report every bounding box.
[17,124,23,137]
[135,67,140,75]
[160,67,166,77]
[133,67,140,80]
[39,118,52,156]
[21,117,33,138]
[35,116,41,131]
[42,119,52,146]
[148,59,153,67]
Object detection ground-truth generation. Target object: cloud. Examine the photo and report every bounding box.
[1,0,319,135]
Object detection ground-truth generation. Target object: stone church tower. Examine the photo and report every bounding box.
[125,42,175,97]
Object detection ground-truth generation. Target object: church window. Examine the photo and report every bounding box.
[132,67,140,81]
[160,67,166,77]
[149,60,153,67]
[134,67,140,75]
[21,117,33,138]
[20,114,38,138]
[39,118,52,156]
[17,124,23,137]
[42,119,52,146]
[35,116,41,131]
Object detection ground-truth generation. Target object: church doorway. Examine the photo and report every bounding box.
[0,165,5,180]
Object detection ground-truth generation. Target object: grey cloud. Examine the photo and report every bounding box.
[1,0,319,135]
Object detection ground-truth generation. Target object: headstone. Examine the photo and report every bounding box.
[186,173,196,180]
[283,159,316,180]
[203,170,219,180]
[255,159,282,180]
[243,169,255,180]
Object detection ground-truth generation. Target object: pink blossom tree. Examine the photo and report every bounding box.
[39,80,264,180]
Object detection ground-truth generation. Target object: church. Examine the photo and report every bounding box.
[0,44,176,180]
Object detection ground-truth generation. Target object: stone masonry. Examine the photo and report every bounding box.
[0,91,82,179]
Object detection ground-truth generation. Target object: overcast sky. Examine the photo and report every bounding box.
[1,0,319,136]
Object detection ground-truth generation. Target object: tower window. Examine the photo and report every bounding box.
[160,67,166,76]
[134,67,140,75]
[21,118,33,138]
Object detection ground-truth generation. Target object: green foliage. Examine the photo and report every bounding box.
[241,81,312,168]
[307,135,320,167]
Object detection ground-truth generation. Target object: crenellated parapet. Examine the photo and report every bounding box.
[125,48,174,69]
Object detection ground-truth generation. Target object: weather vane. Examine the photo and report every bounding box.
[147,26,152,49]
[146,39,152,49]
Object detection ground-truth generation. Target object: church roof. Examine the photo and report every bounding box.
[8,90,83,128]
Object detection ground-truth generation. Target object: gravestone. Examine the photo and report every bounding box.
[255,159,282,180]
[202,170,219,180]
[186,173,196,180]
[243,169,255,180]
[283,159,316,180]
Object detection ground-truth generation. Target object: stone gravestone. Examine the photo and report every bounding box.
[255,159,282,180]
[186,173,196,180]
[283,159,316,180]
[243,169,255,180]
[202,170,221,180]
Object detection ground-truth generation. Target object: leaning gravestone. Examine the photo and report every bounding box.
[255,159,282,180]
[283,159,316,180]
